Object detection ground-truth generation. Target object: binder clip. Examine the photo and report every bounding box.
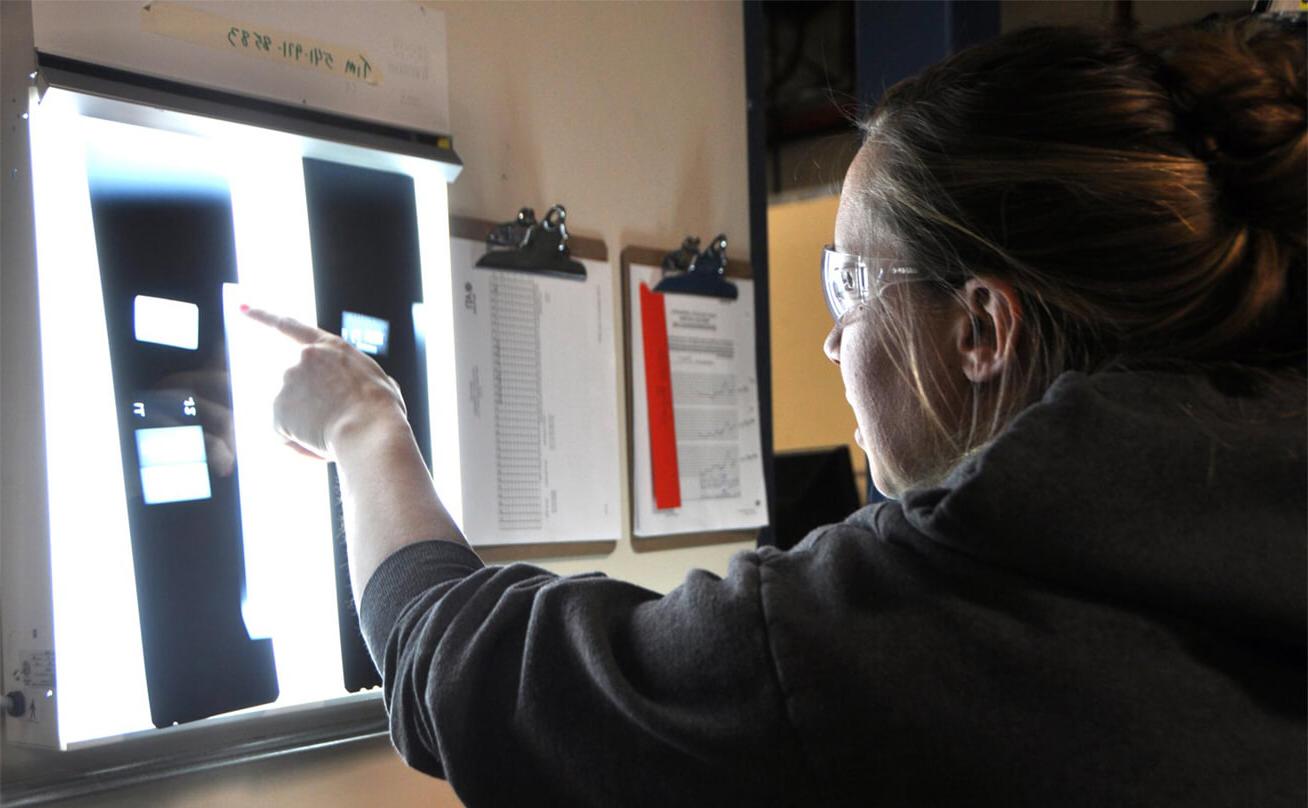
[654,233,738,300]
[661,236,701,273]
[476,204,587,280]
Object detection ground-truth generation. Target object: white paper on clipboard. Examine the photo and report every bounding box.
[629,264,768,537]
[447,237,622,546]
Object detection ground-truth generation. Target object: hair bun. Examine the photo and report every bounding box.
[1144,16,1306,247]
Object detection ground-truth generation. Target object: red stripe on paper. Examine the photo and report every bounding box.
[639,283,681,510]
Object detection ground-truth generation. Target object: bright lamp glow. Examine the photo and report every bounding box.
[220,130,343,694]
[29,87,152,746]
[413,168,462,530]
[29,86,460,746]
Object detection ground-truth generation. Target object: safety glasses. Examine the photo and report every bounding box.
[820,245,925,323]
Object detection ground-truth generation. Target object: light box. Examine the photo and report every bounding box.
[15,83,462,749]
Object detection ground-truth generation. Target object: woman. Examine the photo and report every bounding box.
[249,16,1305,807]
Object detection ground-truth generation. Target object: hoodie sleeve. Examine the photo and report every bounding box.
[357,540,813,808]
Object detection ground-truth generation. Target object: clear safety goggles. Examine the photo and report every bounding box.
[820,245,925,323]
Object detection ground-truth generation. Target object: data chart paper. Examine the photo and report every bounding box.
[448,237,622,546]
[629,264,768,537]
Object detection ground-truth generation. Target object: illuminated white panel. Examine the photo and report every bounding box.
[222,289,345,702]
[222,128,344,706]
[133,295,199,350]
[28,87,152,746]
[412,168,463,530]
[82,115,229,197]
[29,84,460,746]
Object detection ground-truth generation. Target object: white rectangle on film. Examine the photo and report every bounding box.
[446,237,623,546]
[136,423,213,506]
[341,310,390,356]
[136,424,208,468]
[134,295,201,350]
[628,263,769,537]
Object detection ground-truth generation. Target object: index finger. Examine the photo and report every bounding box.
[241,305,326,344]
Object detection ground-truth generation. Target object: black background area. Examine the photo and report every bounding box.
[302,158,432,692]
[772,447,861,551]
[88,183,279,727]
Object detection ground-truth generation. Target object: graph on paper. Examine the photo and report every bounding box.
[671,371,738,405]
[629,263,768,536]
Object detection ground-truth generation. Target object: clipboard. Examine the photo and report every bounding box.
[621,236,769,552]
[448,208,620,563]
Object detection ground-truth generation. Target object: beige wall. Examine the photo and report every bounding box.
[767,194,865,490]
[431,0,753,588]
[34,2,753,806]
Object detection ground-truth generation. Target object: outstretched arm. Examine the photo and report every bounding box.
[242,306,467,602]
[243,308,808,805]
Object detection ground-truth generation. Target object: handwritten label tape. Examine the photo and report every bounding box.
[141,1,383,86]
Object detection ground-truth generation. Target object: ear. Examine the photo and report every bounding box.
[953,277,1022,384]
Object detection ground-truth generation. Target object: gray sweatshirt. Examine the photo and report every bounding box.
[360,370,1306,807]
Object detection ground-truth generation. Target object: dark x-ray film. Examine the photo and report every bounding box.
[87,158,278,727]
[303,158,432,693]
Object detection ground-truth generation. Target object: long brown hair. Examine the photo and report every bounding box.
[858,15,1306,458]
